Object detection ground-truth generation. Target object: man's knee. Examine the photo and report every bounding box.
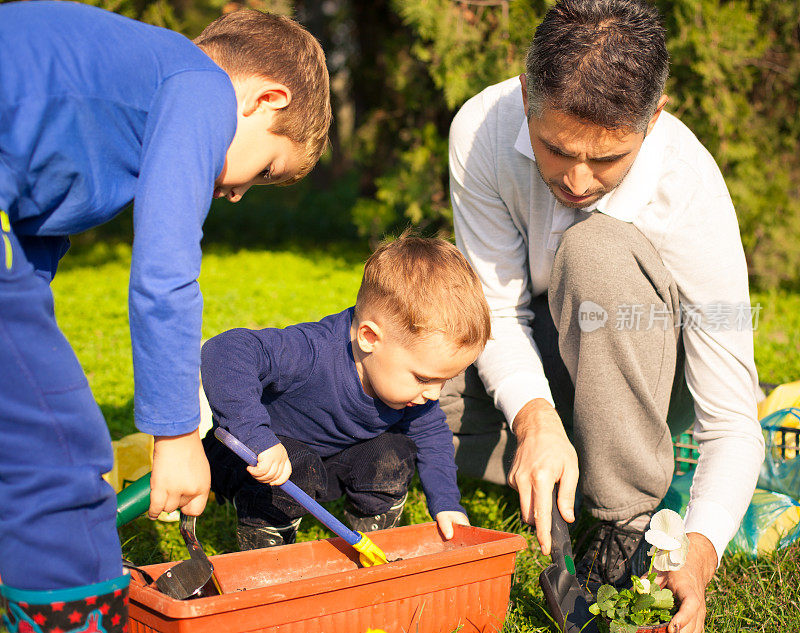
[556,213,648,294]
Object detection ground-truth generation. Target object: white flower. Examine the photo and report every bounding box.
[644,508,689,572]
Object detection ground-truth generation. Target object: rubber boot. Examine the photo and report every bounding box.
[0,574,129,633]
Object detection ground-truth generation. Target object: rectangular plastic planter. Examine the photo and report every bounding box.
[129,522,527,633]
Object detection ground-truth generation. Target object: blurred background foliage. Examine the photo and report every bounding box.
[9,0,800,289]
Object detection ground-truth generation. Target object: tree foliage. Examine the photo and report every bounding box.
[352,0,800,289]
[5,0,799,288]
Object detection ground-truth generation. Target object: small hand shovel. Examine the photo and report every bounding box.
[214,427,389,567]
[539,486,598,633]
[155,514,223,600]
[115,473,223,599]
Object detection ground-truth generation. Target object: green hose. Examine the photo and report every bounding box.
[115,472,151,527]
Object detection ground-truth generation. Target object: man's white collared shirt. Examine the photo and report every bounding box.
[449,76,765,561]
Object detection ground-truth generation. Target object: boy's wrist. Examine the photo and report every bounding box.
[154,429,200,443]
[429,502,468,517]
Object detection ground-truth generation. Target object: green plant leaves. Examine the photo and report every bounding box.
[591,577,676,628]
[596,584,619,610]
[651,588,675,611]
[631,593,656,613]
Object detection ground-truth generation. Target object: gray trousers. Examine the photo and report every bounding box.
[441,213,695,520]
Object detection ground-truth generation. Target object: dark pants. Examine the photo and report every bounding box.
[0,228,121,591]
[204,430,417,527]
[440,291,575,485]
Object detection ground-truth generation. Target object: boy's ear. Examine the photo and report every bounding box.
[355,320,383,353]
[240,78,292,117]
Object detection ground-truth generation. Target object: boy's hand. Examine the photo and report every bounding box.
[149,430,210,519]
[435,511,470,540]
[248,443,292,485]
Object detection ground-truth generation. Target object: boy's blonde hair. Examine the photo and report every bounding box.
[355,234,491,349]
[195,10,331,183]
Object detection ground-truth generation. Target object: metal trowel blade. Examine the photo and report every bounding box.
[154,559,214,600]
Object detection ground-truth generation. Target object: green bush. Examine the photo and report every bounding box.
[7,0,798,287]
[343,0,800,288]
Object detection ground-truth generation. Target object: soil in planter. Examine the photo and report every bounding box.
[214,531,461,591]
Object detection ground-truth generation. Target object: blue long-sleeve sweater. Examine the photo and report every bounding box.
[0,2,237,435]
[201,308,465,517]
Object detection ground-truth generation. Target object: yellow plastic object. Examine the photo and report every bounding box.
[758,381,800,461]
[104,432,180,523]
[756,493,800,555]
[353,532,388,566]
[103,432,153,493]
[728,488,800,557]
[758,380,800,419]
[1,210,13,270]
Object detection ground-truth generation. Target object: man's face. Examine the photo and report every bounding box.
[527,106,646,209]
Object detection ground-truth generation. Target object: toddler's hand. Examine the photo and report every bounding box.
[248,443,292,485]
[435,511,470,540]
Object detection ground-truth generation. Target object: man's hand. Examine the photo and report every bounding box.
[435,511,471,540]
[149,430,210,519]
[508,398,579,555]
[248,443,292,485]
[655,532,717,633]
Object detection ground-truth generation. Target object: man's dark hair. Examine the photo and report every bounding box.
[525,0,669,132]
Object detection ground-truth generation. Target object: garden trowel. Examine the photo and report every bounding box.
[539,486,598,633]
[116,478,223,599]
[154,513,223,600]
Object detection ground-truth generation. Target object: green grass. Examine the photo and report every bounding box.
[50,240,800,632]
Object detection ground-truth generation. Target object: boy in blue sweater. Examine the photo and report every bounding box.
[0,3,330,631]
[201,236,491,549]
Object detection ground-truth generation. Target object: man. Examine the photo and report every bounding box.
[442,0,765,631]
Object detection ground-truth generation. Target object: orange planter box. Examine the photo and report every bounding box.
[128,522,527,633]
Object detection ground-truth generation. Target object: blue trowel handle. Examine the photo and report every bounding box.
[213,427,361,547]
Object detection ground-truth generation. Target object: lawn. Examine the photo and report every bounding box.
[51,238,800,633]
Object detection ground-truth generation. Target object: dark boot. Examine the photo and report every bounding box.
[1,574,129,633]
[343,492,408,533]
[574,512,653,593]
[236,516,302,550]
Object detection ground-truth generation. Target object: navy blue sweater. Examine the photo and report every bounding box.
[201,308,465,517]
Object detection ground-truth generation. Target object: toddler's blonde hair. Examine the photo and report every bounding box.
[355,233,491,349]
